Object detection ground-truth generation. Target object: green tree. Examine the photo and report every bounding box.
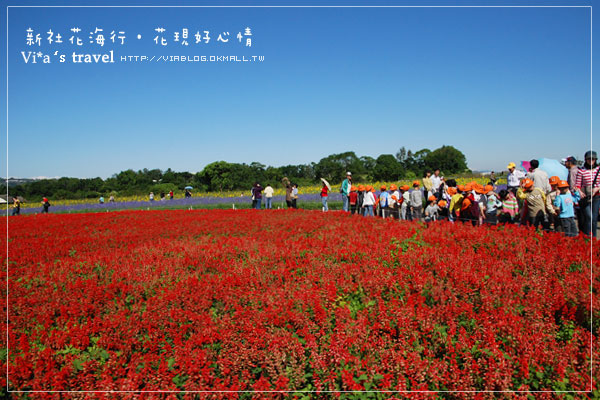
[314,152,364,183]
[424,145,468,174]
[373,154,403,181]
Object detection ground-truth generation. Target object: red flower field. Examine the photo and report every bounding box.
[1,209,598,398]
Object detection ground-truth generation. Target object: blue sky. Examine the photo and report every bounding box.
[0,0,594,179]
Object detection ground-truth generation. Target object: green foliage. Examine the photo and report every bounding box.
[424,145,468,174]
[373,154,403,181]
[313,151,366,183]
[7,145,469,201]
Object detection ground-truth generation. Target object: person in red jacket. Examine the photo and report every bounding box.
[349,186,358,215]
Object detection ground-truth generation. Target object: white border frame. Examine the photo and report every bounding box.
[4,3,594,395]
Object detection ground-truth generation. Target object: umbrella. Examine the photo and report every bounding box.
[520,160,531,172]
[320,178,331,191]
[538,158,568,181]
[185,186,193,190]
[0,197,6,204]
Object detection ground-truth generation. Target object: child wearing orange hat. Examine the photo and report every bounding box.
[424,195,440,223]
[482,185,502,225]
[357,185,365,215]
[388,184,401,220]
[518,178,551,230]
[362,185,376,217]
[349,186,358,215]
[553,180,580,237]
[378,185,390,218]
[459,184,478,226]
[400,185,411,220]
[547,176,560,232]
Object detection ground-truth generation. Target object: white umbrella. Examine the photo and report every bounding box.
[320,178,332,191]
[0,197,6,204]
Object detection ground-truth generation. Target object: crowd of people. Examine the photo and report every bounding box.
[336,151,599,238]
[17,151,598,238]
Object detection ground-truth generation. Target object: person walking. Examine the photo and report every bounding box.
[41,197,51,214]
[507,162,526,195]
[264,184,274,209]
[169,190,174,200]
[11,197,20,216]
[149,192,155,202]
[575,150,600,237]
[341,172,352,212]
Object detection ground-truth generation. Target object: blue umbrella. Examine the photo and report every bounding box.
[185,186,193,190]
[538,158,568,181]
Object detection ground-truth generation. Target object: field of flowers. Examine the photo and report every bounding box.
[2,209,597,398]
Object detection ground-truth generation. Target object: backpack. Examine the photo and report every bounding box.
[380,192,389,208]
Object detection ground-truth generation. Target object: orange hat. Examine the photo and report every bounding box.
[461,198,472,210]
[371,187,376,193]
[380,185,387,191]
[557,180,569,189]
[447,187,457,196]
[389,184,397,191]
[474,185,485,194]
[350,186,357,192]
[365,185,372,191]
[457,185,465,192]
[428,195,437,202]
[413,180,420,186]
[549,176,560,186]
[464,184,473,192]
[358,185,365,191]
[522,178,534,189]
[402,185,410,191]
[438,200,447,208]
[484,184,494,194]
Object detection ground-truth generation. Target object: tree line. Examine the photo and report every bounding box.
[3,145,468,200]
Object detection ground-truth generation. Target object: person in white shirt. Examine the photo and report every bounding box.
[264,185,274,209]
[430,169,442,197]
[362,186,375,217]
[506,162,526,195]
[388,185,401,219]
